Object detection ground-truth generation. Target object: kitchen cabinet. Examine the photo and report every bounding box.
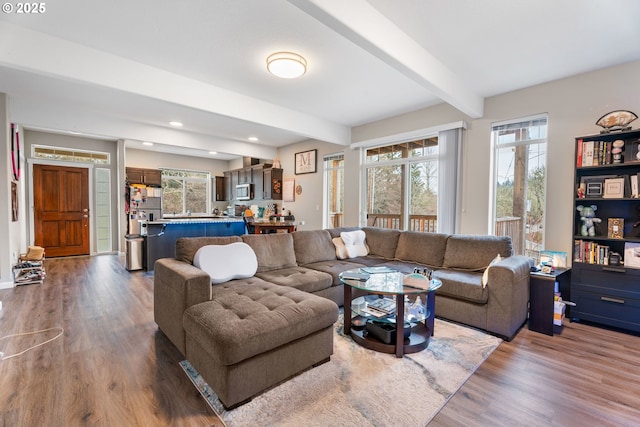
[224,171,233,201]
[263,168,283,200]
[222,164,282,201]
[212,175,226,201]
[126,167,162,187]
[252,164,266,199]
[238,167,252,184]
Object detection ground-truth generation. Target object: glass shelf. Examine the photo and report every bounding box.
[350,295,431,325]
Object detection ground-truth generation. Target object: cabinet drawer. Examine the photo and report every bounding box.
[572,289,640,332]
[572,263,640,294]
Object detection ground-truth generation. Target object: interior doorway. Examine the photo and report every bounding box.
[33,164,90,257]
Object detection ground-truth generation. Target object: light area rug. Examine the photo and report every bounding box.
[180,316,502,427]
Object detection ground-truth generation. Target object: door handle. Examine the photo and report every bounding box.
[83,215,88,218]
[83,208,89,212]
[601,296,625,304]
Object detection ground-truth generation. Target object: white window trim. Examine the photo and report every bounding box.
[351,121,467,150]
[489,114,548,252]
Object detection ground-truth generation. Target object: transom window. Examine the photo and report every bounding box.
[32,145,110,164]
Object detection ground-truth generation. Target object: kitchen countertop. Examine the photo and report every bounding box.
[148,216,242,225]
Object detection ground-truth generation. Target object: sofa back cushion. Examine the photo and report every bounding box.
[176,236,243,264]
[327,226,361,239]
[395,231,449,267]
[443,235,513,270]
[362,227,401,259]
[292,230,336,265]
[242,233,297,273]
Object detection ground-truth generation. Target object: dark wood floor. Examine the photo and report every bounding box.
[1,255,639,426]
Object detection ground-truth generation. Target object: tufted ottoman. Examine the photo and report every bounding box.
[183,277,339,409]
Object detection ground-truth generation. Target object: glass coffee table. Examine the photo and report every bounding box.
[339,268,442,358]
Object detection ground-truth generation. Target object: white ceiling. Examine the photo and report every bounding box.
[1,0,639,160]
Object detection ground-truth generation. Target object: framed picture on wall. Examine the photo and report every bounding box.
[295,149,317,175]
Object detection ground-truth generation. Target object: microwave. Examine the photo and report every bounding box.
[236,183,253,200]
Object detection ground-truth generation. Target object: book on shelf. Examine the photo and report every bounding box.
[584,140,594,166]
[574,239,610,265]
[576,140,626,167]
[576,139,583,167]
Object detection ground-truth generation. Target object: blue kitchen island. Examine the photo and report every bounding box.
[145,217,245,271]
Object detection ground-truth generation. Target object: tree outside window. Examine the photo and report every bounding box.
[365,138,439,232]
[492,116,547,258]
[162,169,209,215]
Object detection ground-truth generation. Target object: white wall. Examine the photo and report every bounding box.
[348,60,640,259]
[0,93,22,288]
[276,140,347,230]
[23,130,121,254]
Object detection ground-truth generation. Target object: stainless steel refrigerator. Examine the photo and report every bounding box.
[127,185,162,236]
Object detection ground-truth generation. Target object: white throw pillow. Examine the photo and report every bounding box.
[193,242,258,285]
[332,237,349,260]
[340,230,369,258]
[481,254,502,288]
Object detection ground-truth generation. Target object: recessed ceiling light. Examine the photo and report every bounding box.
[143,142,154,146]
[209,151,217,155]
[169,121,183,127]
[248,137,259,142]
[266,52,307,79]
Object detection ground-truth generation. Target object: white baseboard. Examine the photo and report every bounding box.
[0,280,14,290]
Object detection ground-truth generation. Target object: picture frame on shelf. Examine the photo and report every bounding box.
[582,175,616,198]
[603,177,625,198]
[625,138,640,163]
[631,174,639,198]
[294,149,317,175]
[624,242,640,269]
[607,218,624,239]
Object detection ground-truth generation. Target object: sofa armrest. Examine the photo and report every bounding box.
[485,255,532,340]
[154,258,211,355]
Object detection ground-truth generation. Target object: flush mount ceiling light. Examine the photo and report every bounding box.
[143,142,154,146]
[248,136,259,142]
[266,52,307,79]
[169,121,183,127]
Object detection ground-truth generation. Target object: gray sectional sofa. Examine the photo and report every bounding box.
[154,227,531,407]
[155,227,533,350]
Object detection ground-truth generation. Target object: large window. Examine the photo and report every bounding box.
[324,153,344,228]
[491,114,547,258]
[365,138,439,232]
[162,169,210,216]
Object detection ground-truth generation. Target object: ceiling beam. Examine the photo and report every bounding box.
[0,21,351,146]
[289,0,484,118]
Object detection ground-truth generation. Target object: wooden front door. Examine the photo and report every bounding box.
[33,164,90,257]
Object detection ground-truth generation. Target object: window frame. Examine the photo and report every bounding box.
[323,152,344,229]
[489,113,548,258]
[161,168,211,216]
[362,136,439,231]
